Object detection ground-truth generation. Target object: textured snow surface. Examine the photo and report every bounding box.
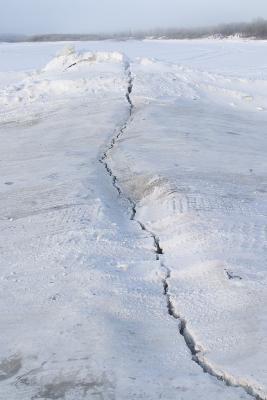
[0,40,266,399]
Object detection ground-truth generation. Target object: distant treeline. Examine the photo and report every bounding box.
[2,19,267,42]
[140,18,267,40]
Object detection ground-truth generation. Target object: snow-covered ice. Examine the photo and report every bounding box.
[0,39,266,399]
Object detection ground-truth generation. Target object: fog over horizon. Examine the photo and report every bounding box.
[1,0,267,35]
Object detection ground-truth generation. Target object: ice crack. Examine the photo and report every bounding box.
[99,59,265,400]
[162,263,265,399]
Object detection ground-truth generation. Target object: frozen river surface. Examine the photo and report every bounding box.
[0,39,266,399]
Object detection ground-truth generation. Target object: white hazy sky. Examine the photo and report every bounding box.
[1,0,267,34]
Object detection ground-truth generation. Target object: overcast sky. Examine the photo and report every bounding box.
[1,0,267,34]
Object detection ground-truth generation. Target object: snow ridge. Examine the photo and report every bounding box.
[99,58,266,400]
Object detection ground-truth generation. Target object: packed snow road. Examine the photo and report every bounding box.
[0,40,266,399]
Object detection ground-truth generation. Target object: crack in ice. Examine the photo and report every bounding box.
[99,58,266,400]
[162,266,266,399]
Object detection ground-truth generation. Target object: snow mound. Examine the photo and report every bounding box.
[44,48,127,72]
[138,57,157,66]
[0,49,129,117]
